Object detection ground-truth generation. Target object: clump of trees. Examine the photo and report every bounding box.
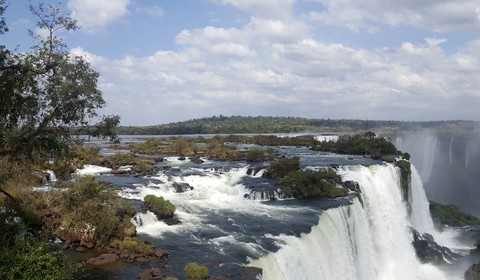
[429,201,480,228]
[0,2,121,278]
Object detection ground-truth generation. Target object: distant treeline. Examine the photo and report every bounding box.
[115,116,478,135]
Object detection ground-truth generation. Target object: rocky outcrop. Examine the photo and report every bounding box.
[342,181,360,192]
[412,230,460,264]
[56,225,96,247]
[465,263,480,280]
[86,253,119,266]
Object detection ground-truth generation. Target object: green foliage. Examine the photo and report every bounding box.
[246,149,265,162]
[429,201,480,228]
[183,262,209,280]
[280,170,347,198]
[144,195,176,219]
[315,132,401,159]
[0,3,119,161]
[268,157,300,178]
[109,237,154,255]
[60,177,135,244]
[130,138,164,154]
[0,236,75,280]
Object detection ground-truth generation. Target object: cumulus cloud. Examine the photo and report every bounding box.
[309,0,480,32]
[67,0,131,32]
[81,14,480,124]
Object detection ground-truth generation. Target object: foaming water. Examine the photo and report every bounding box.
[251,164,458,280]
[409,165,472,252]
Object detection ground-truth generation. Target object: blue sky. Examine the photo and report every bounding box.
[2,0,480,125]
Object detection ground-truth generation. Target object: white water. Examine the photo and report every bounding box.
[251,164,458,280]
[75,164,112,176]
[409,165,471,252]
[121,166,309,238]
[315,135,339,142]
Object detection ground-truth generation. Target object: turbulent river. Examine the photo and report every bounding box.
[80,136,477,280]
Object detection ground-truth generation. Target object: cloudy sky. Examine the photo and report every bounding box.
[3,0,480,125]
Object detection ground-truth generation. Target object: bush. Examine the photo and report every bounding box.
[267,157,300,178]
[0,236,75,280]
[184,262,209,280]
[246,149,265,162]
[280,170,347,198]
[143,195,176,219]
[429,201,480,227]
[109,237,154,255]
[60,177,135,244]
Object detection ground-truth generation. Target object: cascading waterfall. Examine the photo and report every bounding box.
[409,165,435,234]
[421,137,437,182]
[250,164,455,280]
[449,138,454,165]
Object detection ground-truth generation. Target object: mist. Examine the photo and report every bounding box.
[394,129,480,216]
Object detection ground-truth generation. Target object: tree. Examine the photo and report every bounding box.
[0,0,7,34]
[0,3,119,160]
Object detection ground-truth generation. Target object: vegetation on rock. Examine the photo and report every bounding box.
[280,170,347,198]
[184,262,209,280]
[109,237,154,255]
[144,195,176,219]
[429,201,480,228]
[59,176,136,244]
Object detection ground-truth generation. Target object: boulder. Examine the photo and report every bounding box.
[190,156,204,164]
[173,182,194,193]
[412,230,460,264]
[342,181,360,192]
[164,217,181,225]
[56,225,96,247]
[465,263,480,280]
[86,253,119,266]
[138,268,163,280]
[154,249,169,259]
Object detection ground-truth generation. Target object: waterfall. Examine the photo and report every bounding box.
[250,164,455,280]
[132,211,158,227]
[314,135,339,143]
[409,165,435,234]
[421,137,437,182]
[449,138,454,165]
[44,170,58,182]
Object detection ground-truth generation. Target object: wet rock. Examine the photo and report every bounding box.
[190,156,204,164]
[154,249,169,259]
[178,156,186,161]
[111,169,128,175]
[164,217,181,225]
[173,182,194,193]
[465,263,480,280]
[412,230,460,264]
[86,253,119,266]
[138,268,163,280]
[343,181,360,192]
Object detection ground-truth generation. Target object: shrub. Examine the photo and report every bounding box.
[0,236,76,280]
[143,195,176,219]
[267,157,300,178]
[109,237,154,255]
[246,149,265,162]
[60,177,135,244]
[184,262,209,280]
[280,170,347,198]
[429,201,480,228]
